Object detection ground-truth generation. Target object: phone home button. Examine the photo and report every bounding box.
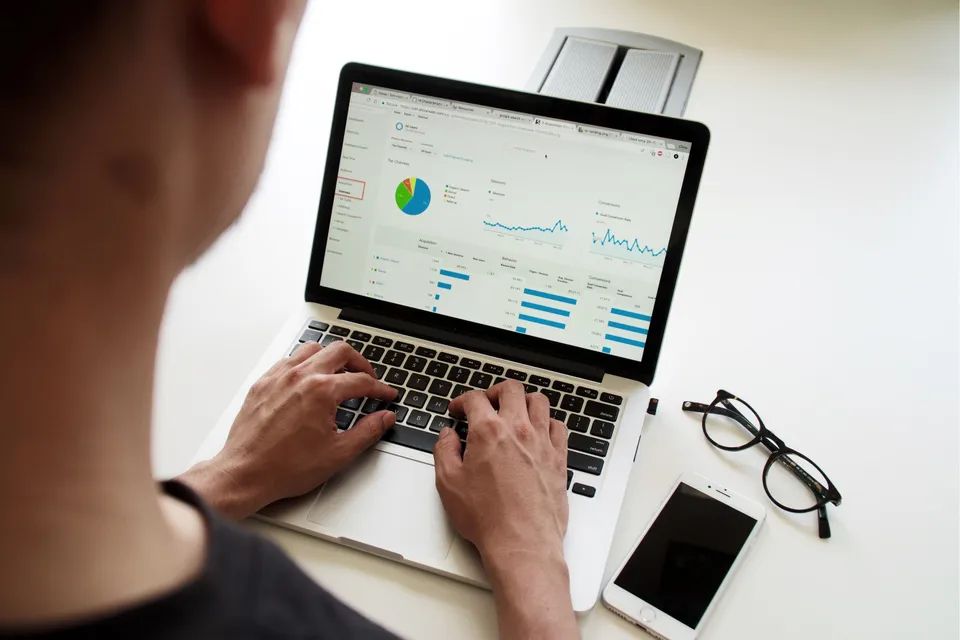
[638,606,657,624]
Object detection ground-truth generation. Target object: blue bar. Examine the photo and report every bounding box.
[437,282,452,290]
[523,288,577,305]
[607,320,649,335]
[602,346,612,354]
[605,333,646,348]
[611,308,651,322]
[439,269,470,281]
[515,326,527,334]
[520,301,571,317]
[432,306,437,312]
[519,314,566,329]
[434,294,440,300]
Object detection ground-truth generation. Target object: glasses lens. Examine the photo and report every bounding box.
[764,451,829,511]
[703,396,761,449]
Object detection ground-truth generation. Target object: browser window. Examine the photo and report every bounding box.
[320,83,692,363]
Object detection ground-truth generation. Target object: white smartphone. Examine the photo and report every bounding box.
[602,473,765,640]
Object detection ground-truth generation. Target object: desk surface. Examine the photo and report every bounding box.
[152,1,960,637]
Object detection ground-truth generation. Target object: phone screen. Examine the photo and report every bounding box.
[614,482,758,629]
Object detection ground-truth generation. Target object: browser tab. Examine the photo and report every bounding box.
[576,124,622,140]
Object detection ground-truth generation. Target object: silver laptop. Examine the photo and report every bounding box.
[194,63,709,613]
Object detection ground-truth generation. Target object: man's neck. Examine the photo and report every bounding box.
[0,228,205,627]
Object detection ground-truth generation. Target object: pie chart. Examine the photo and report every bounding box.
[395,177,431,216]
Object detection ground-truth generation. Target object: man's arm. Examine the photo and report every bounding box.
[178,341,397,519]
[435,382,579,640]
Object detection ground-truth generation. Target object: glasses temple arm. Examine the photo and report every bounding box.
[817,505,831,539]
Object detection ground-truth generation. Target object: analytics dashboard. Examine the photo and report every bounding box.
[320,83,692,363]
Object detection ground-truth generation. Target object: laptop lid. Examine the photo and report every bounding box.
[306,63,709,385]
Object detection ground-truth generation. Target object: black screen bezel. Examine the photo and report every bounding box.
[305,63,710,385]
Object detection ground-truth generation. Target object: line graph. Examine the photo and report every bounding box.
[482,218,568,246]
[590,228,666,262]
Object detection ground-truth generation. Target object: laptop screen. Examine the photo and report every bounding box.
[319,82,693,364]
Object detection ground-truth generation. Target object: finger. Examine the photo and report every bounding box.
[330,372,398,403]
[301,341,375,376]
[549,418,567,454]
[286,340,324,367]
[433,427,463,483]
[448,389,497,422]
[483,380,528,421]
[525,392,550,429]
[336,410,395,458]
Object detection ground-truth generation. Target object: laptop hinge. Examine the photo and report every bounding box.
[339,308,605,383]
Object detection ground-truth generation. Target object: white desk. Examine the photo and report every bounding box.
[152,1,960,637]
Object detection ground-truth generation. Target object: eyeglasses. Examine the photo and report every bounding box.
[682,390,842,539]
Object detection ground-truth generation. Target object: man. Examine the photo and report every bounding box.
[0,2,578,639]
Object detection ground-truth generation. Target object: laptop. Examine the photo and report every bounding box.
[193,63,709,612]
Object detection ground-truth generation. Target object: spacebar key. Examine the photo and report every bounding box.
[381,425,439,454]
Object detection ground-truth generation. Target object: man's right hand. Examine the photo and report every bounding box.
[433,381,579,640]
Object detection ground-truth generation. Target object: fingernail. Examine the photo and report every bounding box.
[381,412,396,430]
[439,427,452,438]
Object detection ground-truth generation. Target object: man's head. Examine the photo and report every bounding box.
[1,1,306,282]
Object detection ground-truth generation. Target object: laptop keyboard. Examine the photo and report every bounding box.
[294,320,625,499]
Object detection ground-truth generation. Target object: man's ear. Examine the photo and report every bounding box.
[202,0,297,85]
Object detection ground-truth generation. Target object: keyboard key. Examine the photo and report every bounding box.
[569,433,609,457]
[438,352,459,363]
[561,394,584,413]
[568,450,604,476]
[362,345,385,362]
[524,384,538,394]
[572,483,596,498]
[426,396,450,414]
[447,366,470,383]
[346,339,364,351]
[451,384,473,398]
[350,330,372,342]
[340,397,362,410]
[403,391,427,409]
[394,341,415,353]
[372,336,393,347]
[428,378,453,397]
[600,392,623,406]
[459,357,481,370]
[567,414,590,433]
[576,386,599,399]
[429,415,455,432]
[385,368,408,385]
[591,420,615,439]
[482,363,505,375]
[567,470,573,489]
[530,375,551,387]
[388,386,405,402]
[320,334,342,346]
[381,424,438,452]
[584,400,620,422]
[455,420,469,440]
[550,408,567,421]
[426,361,449,378]
[329,326,350,337]
[371,363,387,380]
[469,371,493,389]
[300,329,322,343]
[383,350,405,366]
[308,321,330,332]
[387,404,408,423]
[505,369,527,381]
[494,377,506,385]
[361,398,389,414]
[415,346,437,358]
[334,409,355,430]
[408,373,430,391]
[552,380,574,393]
[541,389,561,407]
[403,355,428,373]
[407,409,431,428]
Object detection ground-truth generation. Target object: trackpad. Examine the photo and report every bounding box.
[307,451,454,563]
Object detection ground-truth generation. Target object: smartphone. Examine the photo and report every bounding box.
[602,473,765,640]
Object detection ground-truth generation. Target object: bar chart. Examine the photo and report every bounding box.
[601,307,651,355]
[516,288,578,334]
